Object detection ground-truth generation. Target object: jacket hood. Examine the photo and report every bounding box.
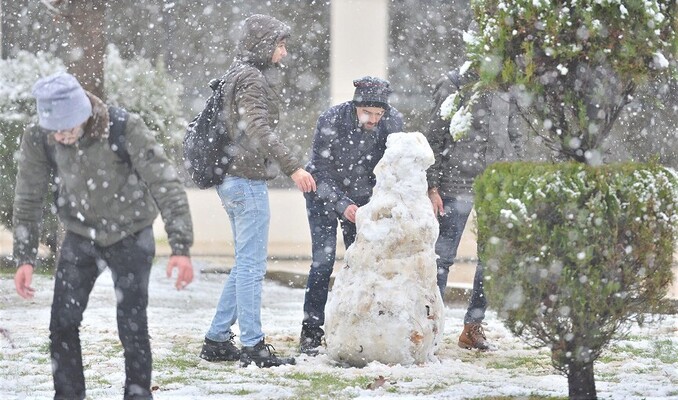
[236,14,290,67]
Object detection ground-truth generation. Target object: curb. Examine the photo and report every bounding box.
[4,255,676,313]
[202,265,486,308]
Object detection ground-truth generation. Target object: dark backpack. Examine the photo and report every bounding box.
[182,78,232,189]
[44,106,130,168]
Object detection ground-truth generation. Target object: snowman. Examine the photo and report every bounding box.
[324,131,445,367]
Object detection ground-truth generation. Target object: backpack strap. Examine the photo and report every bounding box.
[43,131,56,169]
[107,106,131,165]
[446,69,463,92]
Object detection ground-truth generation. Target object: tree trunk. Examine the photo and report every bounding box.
[1,0,29,59]
[567,361,597,400]
[64,0,106,99]
[160,0,176,72]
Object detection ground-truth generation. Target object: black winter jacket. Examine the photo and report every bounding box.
[306,101,404,215]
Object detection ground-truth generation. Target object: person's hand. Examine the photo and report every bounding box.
[14,264,35,299]
[166,255,194,290]
[291,168,316,193]
[343,204,359,223]
[428,188,445,217]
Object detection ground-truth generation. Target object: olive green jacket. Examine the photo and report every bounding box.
[221,14,303,180]
[13,94,193,266]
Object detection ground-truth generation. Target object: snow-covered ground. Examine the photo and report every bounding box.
[1,258,677,400]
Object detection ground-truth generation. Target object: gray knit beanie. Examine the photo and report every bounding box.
[32,73,92,131]
[352,76,392,109]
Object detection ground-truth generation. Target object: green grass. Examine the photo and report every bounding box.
[230,388,255,395]
[284,372,374,400]
[599,343,647,362]
[83,338,123,362]
[89,374,113,388]
[468,396,568,400]
[155,355,201,374]
[600,339,678,364]
[38,341,50,353]
[486,355,549,371]
[153,343,222,386]
[651,339,678,364]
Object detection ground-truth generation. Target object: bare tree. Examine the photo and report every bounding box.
[46,0,106,99]
[1,0,29,59]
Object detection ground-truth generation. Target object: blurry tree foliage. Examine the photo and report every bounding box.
[468,0,677,166]
[0,0,675,172]
[469,1,677,399]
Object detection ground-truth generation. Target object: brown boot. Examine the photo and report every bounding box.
[458,323,490,350]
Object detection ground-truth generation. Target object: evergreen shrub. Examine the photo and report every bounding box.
[475,161,678,370]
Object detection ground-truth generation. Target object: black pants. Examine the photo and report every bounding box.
[49,227,155,400]
[302,193,367,330]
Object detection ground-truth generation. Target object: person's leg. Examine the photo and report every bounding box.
[302,193,338,333]
[104,226,154,400]
[219,177,269,347]
[435,197,473,298]
[447,196,490,350]
[204,179,243,343]
[458,258,490,350]
[201,260,240,361]
[464,259,487,324]
[49,233,99,400]
[204,265,238,342]
[215,178,294,367]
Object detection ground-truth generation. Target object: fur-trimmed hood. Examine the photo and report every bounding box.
[82,91,110,140]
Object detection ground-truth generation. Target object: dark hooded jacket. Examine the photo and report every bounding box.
[305,101,404,216]
[220,14,302,180]
[425,69,522,198]
[13,93,193,266]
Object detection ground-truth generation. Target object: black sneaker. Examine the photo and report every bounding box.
[299,326,324,356]
[240,339,296,368]
[200,335,241,362]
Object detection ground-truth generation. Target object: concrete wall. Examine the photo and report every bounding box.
[152,188,477,260]
[153,188,319,258]
[330,0,390,104]
[0,188,477,260]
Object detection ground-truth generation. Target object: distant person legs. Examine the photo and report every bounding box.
[464,260,487,324]
[436,196,490,351]
[300,194,363,354]
[457,257,489,350]
[435,197,473,298]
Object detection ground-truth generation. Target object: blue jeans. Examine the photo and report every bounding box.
[436,196,486,324]
[50,227,155,400]
[301,193,366,330]
[206,176,269,347]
